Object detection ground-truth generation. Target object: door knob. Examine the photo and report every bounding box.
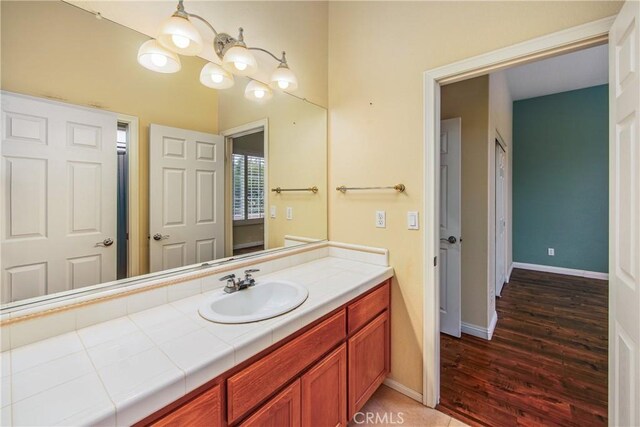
[96,238,114,247]
[153,233,170,241]
[440,236,457,244]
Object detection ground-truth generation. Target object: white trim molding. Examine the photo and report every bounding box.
[512,262,608,280]
[383,378,423,403]
[422,16,614,408]
[117,114,140,278]
[506,263,514,283]
[461,312,498,341]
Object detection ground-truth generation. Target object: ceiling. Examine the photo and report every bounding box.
[504,44,608,101]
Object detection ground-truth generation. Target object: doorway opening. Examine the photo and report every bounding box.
[222,120,269,257]
[116,121,129,279]
[436,42,610,426]
[421,11,640,427]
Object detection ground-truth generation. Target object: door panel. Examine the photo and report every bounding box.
[1,93,117,303]
[495,143,507,297]
[610,2,640,425]
[149,125,224,272]
[439,118,462,337]
[240,380,301,427]
[301,344,347,427]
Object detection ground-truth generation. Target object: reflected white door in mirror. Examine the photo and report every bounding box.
[149,125,224,273]
[1,93,117,303]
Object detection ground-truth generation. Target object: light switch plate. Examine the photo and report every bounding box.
[375,211,386,228]
[407,211,419,230]
[286,207,293,220]
[270,206,276,219]
[548,248,555,256]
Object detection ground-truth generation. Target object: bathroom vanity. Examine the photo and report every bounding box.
[143,279,390,427]
[0,242,393,426]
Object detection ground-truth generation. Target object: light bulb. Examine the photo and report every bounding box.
[211,74,224,83]
[234,61,248,71]
[171,34,190,49]
[151,53,168,67]
[254,90,265,99]
[277,80,289,89]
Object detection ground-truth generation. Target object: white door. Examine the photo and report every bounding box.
[1,92,117,303]
[609,1,640,425]
[495,142,506,297]
[439,118,462,337]
[149,124,224,273]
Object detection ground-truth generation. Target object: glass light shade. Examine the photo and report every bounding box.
[244,80,273,101]
[199,62,234,89]
[137,40,181,73]
[158,16,203,56]
[270,66,298,91]
[222,45,258,76]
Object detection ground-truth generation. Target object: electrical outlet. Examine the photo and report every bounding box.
[375,211,386,228]
[270,206,276,219]
[286,207,293,220]
[548,248,555,256]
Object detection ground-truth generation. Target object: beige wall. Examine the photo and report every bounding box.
[1,1,218,274]
[441,76,490,328]
[328,1,622,395]
[219,84,328,250]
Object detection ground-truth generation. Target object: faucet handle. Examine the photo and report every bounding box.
[220,273,236,282]
[244,269,260,275]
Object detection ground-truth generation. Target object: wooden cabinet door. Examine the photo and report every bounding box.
[151,384,223,427]
[240,380,301,427]
[301,344,347,427]
[347,311,390,419]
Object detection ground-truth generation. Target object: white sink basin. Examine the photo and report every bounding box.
[198,280,309,324]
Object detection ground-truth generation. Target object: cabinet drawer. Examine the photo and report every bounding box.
[228,310,346,424]
[151,384,222,427]
[347,281,390,334]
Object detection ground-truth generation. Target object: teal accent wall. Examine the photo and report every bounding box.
[513,85,608,273]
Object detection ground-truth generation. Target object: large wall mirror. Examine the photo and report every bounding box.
[0,1,327,307]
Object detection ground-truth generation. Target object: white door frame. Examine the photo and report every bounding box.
[221,119,269,257]
[422,16,615,407]
[116,114,140,277]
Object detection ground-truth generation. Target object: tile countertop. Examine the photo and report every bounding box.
[0,256,393,426]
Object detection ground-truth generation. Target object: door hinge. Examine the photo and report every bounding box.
[434,256,437,267]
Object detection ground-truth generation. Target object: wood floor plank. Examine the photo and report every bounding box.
[438,269,608,427]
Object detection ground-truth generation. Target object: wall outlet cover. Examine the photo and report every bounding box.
[376,211,386,228]
[548,248,555,256]
[286,207,293,220]
[270,206,276,219]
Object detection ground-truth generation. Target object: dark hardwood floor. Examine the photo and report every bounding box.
[438,268,608,427]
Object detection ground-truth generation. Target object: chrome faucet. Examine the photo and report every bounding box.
[220,269,260,293]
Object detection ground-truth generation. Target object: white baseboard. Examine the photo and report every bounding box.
[461,313,498,341]
[382,378,423,403]
[233,241,264,250]
[487,311,498,340]
[512,262,608,280]
[506,263,514,283]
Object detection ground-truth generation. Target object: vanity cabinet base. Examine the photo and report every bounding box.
[141,280,390,427]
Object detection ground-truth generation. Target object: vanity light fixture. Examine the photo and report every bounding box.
[137,0,298,101]
[244,80,273,101]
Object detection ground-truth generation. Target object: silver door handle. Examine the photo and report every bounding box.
[440,236,457,244]
[96,238,114,247]
[153,233,170,241]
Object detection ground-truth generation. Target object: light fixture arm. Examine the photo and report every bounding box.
[248,48,287,66]
[186,12,219,36]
